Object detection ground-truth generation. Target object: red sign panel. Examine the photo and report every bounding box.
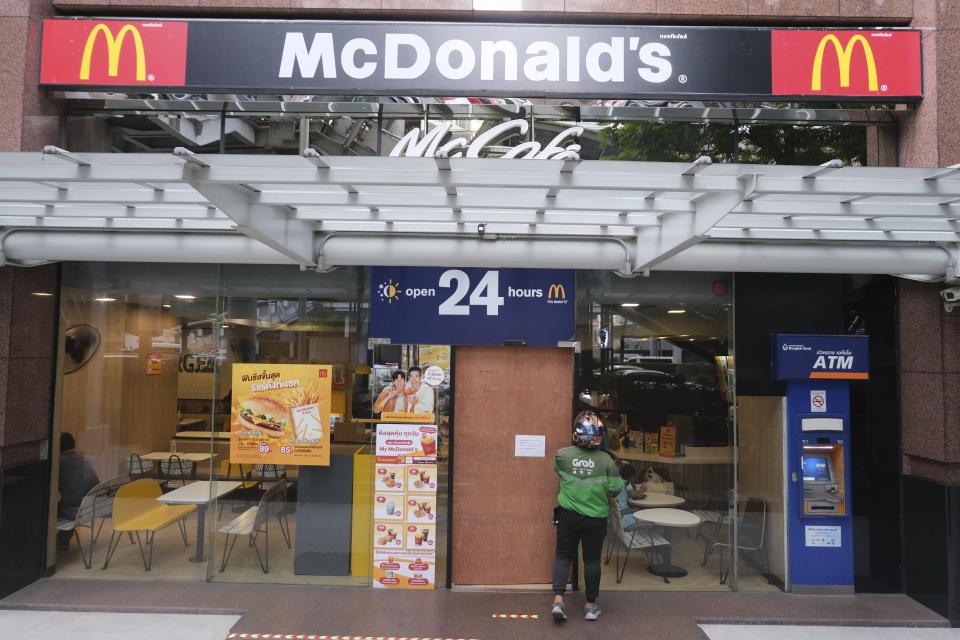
[40,20,188,86]
[772,30,921,98]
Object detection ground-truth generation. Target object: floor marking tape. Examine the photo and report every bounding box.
[491,614,539,619]
[228,636,479,640]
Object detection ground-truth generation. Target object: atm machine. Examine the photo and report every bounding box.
[773,334,868,594]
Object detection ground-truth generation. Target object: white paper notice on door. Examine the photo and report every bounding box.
[515,435,546,457]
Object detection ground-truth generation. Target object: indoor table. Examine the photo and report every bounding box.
[628,493,686,508]
[156,480,240,562]
[632,507,701,582]
[141,451,216,480]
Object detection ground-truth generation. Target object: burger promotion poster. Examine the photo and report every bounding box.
[373,423,438,589]
[230,364,332,466]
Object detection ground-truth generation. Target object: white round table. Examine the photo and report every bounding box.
[632,508,702,581]
[627,493,685,508]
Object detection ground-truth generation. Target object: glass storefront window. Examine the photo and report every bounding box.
[573,270,779,592]
[51,262,452,588]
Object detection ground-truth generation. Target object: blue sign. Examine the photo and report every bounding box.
[773,334,869,381]
[370,267,574,347]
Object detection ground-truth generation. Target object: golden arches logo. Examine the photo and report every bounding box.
[547,284,567,300]
[79,24,146,81]
[811,34,878,92]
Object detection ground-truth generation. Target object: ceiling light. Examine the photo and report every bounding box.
[162,304,171,308]
[667,309,686,314]
[621,303,640,308]
[221,324,231,328]
[95,297,116,302]
[474,0,521,9]
[174,294,196,300]
[32,292,53,297]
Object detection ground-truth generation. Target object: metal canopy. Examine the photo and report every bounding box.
[1,148,958,280]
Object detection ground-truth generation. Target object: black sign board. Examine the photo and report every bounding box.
[40,19,922,101]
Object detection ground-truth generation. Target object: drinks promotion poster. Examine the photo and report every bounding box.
[373,423,439,589]
[230,364,332,466]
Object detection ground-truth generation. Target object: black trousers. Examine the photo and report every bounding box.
[552,506,607,603]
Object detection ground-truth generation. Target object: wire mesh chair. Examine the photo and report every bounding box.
[127,453,153,480]
[218,480,291,574]
[159,454,191,490]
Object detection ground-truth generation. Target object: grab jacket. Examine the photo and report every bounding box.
[553,446,624,519]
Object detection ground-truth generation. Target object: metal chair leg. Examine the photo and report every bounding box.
[219,534,238,572]
[251,529,268,574]
[719,547,728,585]
[277,513,291,548]
[146,531,155,571]
[73,529,91,570]
[178,518,189,545]
[134,531,154,571]
[93,518,106,543]
[101,531,121,570]
[604,535,614,565]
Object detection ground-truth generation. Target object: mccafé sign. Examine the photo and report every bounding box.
[40,19,922,101]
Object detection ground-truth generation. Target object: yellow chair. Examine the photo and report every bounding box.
[101,478,196,571]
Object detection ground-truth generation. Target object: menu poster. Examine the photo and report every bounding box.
[659,426,677,458]
[373,423,438,589]
[230,364,332,466]
[145,353,162,375]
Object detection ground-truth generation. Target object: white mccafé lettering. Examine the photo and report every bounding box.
[390,119,583,159]
[277,32,674,84]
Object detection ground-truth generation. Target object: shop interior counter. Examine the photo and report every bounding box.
[615,446,732,465]
[169,431,231,457]
[295,443,367,576]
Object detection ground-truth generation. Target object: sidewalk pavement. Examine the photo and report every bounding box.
[1,579,951,640]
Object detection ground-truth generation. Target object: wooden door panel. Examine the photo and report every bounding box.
[452,346,572,585]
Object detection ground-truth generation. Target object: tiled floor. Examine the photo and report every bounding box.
[4,579,948,640]
[700,626,960,640]
[0,610,239,640]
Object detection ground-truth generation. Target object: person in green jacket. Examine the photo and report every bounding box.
[551,410,624,622]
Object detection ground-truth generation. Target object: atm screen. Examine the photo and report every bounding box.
[802,456,832,481]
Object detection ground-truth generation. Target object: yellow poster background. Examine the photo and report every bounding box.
[230,363,332,466]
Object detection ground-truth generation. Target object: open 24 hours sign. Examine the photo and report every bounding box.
[370,267,574,347]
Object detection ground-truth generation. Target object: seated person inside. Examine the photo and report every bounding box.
[57,432,99,550]
[614,460,649,531]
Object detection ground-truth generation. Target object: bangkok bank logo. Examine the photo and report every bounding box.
[811,34,877,92]
[547,284,567,300]
[80,24,146,81]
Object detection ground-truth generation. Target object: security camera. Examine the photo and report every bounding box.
[477,223,486,236]
[941,287,960,303]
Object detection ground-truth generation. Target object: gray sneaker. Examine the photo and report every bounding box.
[551,601,567,621]
[584,604,602,621]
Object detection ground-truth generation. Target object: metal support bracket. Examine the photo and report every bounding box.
[631,189,744,273]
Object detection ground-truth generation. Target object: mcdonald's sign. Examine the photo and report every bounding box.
[38,20,920,101]
[771,30,921,98]
[547,284,567,300]
[40,20,188,86]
